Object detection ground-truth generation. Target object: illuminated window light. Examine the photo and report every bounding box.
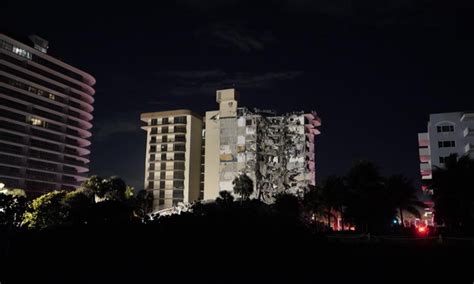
[48,93,55,100]
[30,117,44,127]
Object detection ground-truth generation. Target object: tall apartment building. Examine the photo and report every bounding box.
[418,112,474,192]
[0,34,95,196]
[204,89,321,202]
[141,110,203,210]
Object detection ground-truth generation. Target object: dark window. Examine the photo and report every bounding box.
[162,117,169,124]
[174,144,185,152]
[173,190,184,199]
[159,190,165,199]
[174,171,184,179]
[162,135,168,142]
[175,135,186,142]
[149,164,155,171]
[174,153,185,161]
[160,162,166,170]
[173,180,184,189]
[161,144,167,151]
[174,116,186,124]
[150,154,155,161]
[161,153,167,160]
[150,146,156,153]
[150,137,157,144]
[439,141,456,148]
[148,181,154,189]
[162,126,169,133]
[437,125,455,133]
[159,181,165,189]
[151,128,158,135]
[174,126,186,133]
[159,199,165,205]
[160,172,166,179]
[151,119,157,125]
[174,162,185,170]
[246,119,252,126]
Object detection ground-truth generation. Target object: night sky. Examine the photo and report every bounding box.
[3,0,473,191]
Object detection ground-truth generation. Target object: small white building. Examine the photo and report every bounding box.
[418,112,474,192]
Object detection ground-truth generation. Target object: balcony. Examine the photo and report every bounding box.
[461,112,474,122]
[420,162,432,179]
[419,148,431,163]
[418,133,429,147]
[464,127,474,137]
[465,143,473,153]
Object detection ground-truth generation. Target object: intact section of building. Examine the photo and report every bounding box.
[418,112,474,193]
[141,110,203,211]
[0,33,96,196]
[204,89,321,202]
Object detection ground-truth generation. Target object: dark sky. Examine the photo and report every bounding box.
[3,0,473,190]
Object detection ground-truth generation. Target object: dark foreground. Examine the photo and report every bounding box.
[2,227,473,283]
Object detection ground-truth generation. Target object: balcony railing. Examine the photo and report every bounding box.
[464,127,474,137]
[419,148,431,163]
[418,133,429,147]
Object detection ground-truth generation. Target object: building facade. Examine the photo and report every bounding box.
[0,34,96,196]
[141,110,203,210]
[204,89,321,202]
[418,112,474,192]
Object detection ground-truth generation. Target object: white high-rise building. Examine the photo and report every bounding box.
[418,112,474,192]
[141,110,203,211]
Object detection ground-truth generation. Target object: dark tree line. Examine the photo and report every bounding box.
[303,161,426,233]
[431,155,474,233]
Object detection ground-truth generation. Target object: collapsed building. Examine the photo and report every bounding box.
[203,89,321,202]
[143,88,321,211]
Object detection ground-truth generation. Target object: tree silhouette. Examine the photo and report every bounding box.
[319,176,347,229]
[431,155,474,232]
[386,175,425,227]
[345,160,393,233]
[232,174,254,202]
[216,190,235,207]
[134,190,154,219]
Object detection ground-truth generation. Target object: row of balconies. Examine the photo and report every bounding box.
[0,154,84,176]
[0,128,88,157]
[148,163,185,171]
[0,82,91,121]
[0,166,82,185]
[149,117,187,126]
[0,141,88,170]
[0,59,93,105]
[149,136,186,144]
[150,126,187,135]
[1,102,91,140]
[0,50,91,95]
[149,145,186,153]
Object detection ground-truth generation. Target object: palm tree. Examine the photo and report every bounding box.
[216,190,234,207]
[431,154,474,231]
[319,176,347,229]
[386,175,426,227]
[232,174,254,203]
[345,160,391,233]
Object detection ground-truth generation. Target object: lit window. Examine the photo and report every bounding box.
[12,46,32,59]
[30,117,45,127]
[48,93,55,100]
